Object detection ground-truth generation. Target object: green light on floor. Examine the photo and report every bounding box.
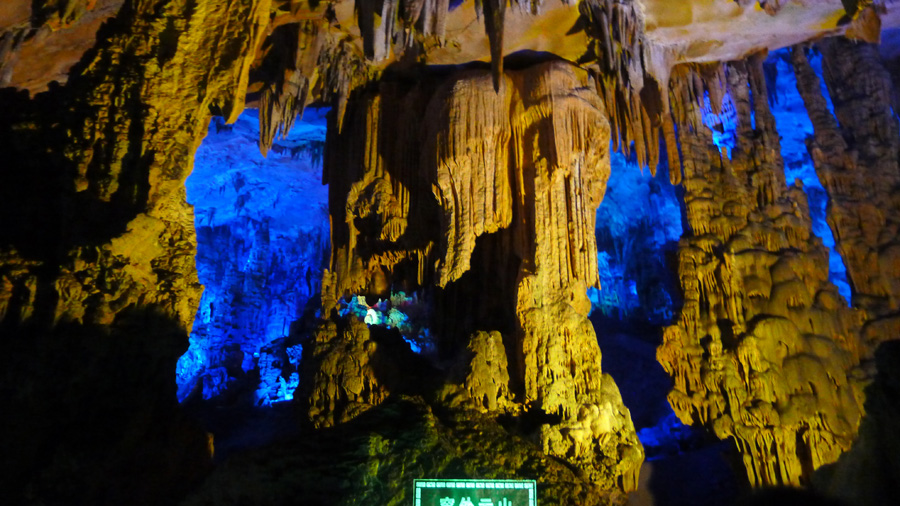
[413,479,536,506]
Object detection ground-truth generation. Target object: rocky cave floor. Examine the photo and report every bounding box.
[180,316,744,506]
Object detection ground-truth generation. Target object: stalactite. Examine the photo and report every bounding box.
[791,39,900,351]
[358,0,400,61]
[401,0,426,27]
[482,0,506,92]
[658,55,867,487]
[258,20,327,155]
[581,0,663,173]
[419,0,450,37]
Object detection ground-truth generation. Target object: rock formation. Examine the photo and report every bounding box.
[306,60,643,494]
[791,39,900,351]
[657,55,867,487]
[1,0,270,503]
[3,0,900,504]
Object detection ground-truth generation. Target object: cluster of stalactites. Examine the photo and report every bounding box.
[353,0,551,91]
[579,0,668,177]
[254,0,675,176]
[258,20,326,155]
[258,14,372,155]
[429,63,608,291]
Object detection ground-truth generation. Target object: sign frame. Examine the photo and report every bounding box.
[413,479,537,506]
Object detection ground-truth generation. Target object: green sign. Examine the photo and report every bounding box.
[413,479,537,506]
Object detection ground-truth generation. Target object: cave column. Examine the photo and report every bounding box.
[658,55,865,487]
[302,61,644,492]
[790,40,900,348]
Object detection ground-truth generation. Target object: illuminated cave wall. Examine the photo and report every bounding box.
[586,50,854,466]
[176,109,329,405]
[701,50,851,302]
[767,48,852,302]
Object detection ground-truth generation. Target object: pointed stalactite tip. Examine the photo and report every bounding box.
[483,0,505,92]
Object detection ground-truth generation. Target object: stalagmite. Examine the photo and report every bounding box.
[305,319,409,427]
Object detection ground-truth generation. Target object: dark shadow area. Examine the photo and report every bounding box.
[0,78,210,505]
[0,87,69,261]
[734,486,850,506]
[810,339,900,506]
[0,307,211,506]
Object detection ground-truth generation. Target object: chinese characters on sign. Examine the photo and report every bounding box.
[438,498,514,506]
[414,479,536,506]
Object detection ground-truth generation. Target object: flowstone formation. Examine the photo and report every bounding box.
[657,56,867,487]
[303,61,643,497]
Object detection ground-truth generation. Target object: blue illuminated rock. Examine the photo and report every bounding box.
[591,151,682,325]
[176,109,329,405]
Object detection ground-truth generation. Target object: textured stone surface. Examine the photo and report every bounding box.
[0,0,272,503]
[812,341,900,506]
[792,39,900,351]
[304,60,643,493]
[6,0,900,102]
[657,56,867,487]
[1,0,123,91]
[3,0,900,503]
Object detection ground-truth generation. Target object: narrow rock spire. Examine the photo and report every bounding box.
[482,0,506,92]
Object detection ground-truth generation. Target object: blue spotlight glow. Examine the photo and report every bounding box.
[337,292,432,354]
[701,91,738,153]
[590,151,683,324]
[176,108,330,405]
[765,49,851,303]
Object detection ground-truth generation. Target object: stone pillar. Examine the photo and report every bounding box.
[303,60,643,492]
[658,56,866,487]
[791,40,900,350]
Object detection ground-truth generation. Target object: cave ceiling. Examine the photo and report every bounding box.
[3,0,897,95]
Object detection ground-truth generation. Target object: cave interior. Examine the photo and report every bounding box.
[3,0,900,505]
